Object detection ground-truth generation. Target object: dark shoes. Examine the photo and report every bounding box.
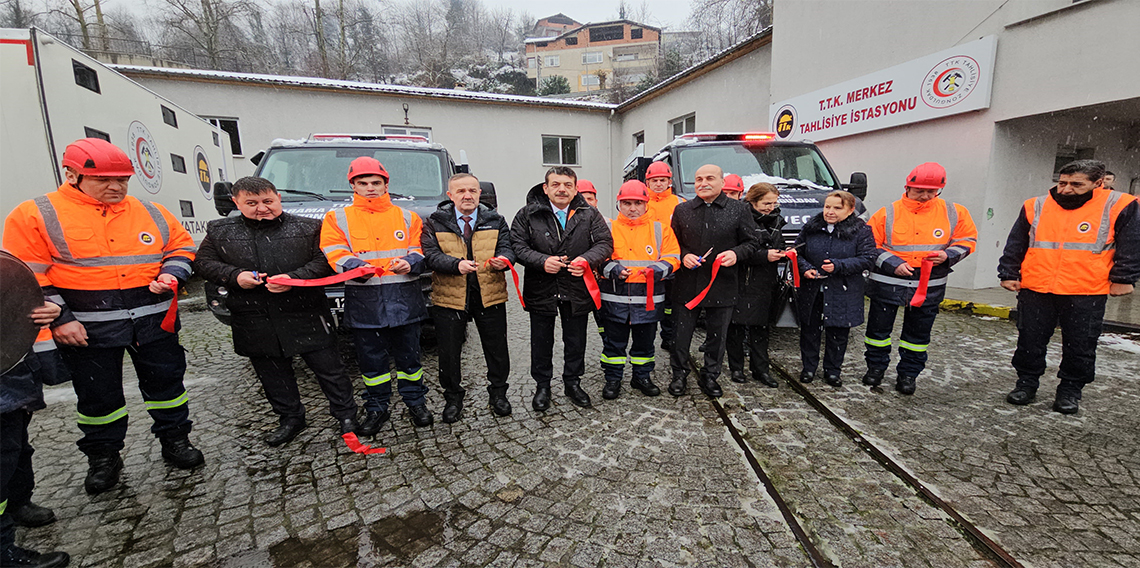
[668,376,687,397]
[532,387,551,411]
[823,374,842,387]
[356,409,389,436]
[698,378,722,398]
[756,371,778,388]
[660,340,675,352]
[862,367,885,387]
[265,419,306,447]
[0,544,70,568]
[161,436,205,469]
[338,416,359,436]
[799,370,816,383]
[442,400,463,424]
[408,405,434,427]
[730,370,747,384]
[490,395,512,416]
[1006,388,1036,406]
[895,375,917,395]
[1053,395,1079,415]
[565,383,593,408]
[602,381,622,400]
[84,452,123,495]
[632,377,661,397]
[9,502,56,528]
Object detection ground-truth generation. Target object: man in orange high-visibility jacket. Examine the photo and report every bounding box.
[862,162,978,395]
[2,138,204,496]
[321,156,433,436]
[1000,159,1139,415]
[597,180,681,400]
[644,161,686,353]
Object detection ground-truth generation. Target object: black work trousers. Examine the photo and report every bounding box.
[726,323,771,377]
[799,293,851,376]
[248,344,357,423]
[1012,290,1106,398]
[61,334,192,456]
[671,305,733,381]
[432,303,510,402]
[600,318,657,383]
[0,410,34,549]
[863,297,941,377]
[530,302,588,387]
[658,280,676,344]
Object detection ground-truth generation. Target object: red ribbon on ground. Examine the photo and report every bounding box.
[639,268,656,312]
[909,258,935,307]
[485,257,525,308]
[785,250,800,288]
[342,432,386,455]
[267,265,384,287]
[160,281,179,333]
[573,259,602,310]
[685,257,724,310]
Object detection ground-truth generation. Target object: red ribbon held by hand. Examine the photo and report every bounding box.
[685,257,724,310]
[785,250,800,288]
[485,256,524,308]
[909,258,935,307]
[267,265,384,287]
[639,267,656,312]
[342,432,387,455]
[573,259,602,310]
[160,281,179,333]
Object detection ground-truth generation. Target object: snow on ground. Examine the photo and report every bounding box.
[1099,333,1140,355]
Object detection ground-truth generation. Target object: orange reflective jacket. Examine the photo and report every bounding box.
[647,190,685,224]
[603,214,681,284]
[320,193,423,285]
[1021,189,1137,295]
[870,195,977,269]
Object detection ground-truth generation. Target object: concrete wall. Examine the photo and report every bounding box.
[126,77,614,221]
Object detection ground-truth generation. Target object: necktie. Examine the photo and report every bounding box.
[555,210,567,229]
[461,215,473,241]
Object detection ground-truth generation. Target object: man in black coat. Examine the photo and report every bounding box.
[195,177,358,446]
[510,166,614,412]
[669,164,759,398]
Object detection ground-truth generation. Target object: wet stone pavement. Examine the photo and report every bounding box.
[13,294,1140,567]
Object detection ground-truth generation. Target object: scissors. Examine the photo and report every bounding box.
[696,247,714,264]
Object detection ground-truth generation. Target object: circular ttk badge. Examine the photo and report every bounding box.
[933,228,945,239]
[138,231,156,245]
[1077,222,1092,234]
[645,245,654,255]
[394,230,406,241]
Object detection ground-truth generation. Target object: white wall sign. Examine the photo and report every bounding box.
[770,36,996,142]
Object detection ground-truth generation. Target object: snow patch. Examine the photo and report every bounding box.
[1099,333,1140,355]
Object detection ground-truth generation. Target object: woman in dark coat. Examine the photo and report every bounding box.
[727,183,787,387]
[794,190,878,387]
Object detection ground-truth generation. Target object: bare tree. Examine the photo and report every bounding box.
[1,0,42,28]
[687,0,771,53]
[158,0,252,69]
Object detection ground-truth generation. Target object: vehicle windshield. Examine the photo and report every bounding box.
[676,144,839,192]
[257,147,446,200]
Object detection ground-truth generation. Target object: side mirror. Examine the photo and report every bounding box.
[250,151,265,166]
[845,172,868,200]
[479,181,497,210]
[213,181,236,216]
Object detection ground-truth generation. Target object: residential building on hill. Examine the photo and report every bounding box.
[525,20,661,93]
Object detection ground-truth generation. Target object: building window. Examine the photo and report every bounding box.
[581,74,600,87]
[670,113,696,139]
[631,28,643,39]
[83,127,110,142]
[528,57,536,69]
[205,117,242,156]
[542,136,579,166]
[633,131,644,149]
[590,25,624,42]
[565,37,578,45]
[73,60,100,93]
[171,153,187,173]
[614,53,637,62]
[544,55,560,67]
[382,126,432,142]
[161,105,178,128]
[582,52,603,64]
[1053,145,1095,181]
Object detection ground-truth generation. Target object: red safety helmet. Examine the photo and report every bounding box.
[347,156,389,182]
[645,161,672,180]
[723,174,744,194]
[905,162,946,190]
[577,179,597,194]
[61,138,136,177]
[616,180,649,202]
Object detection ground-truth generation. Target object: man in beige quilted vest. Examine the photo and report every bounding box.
[421,174,516,422]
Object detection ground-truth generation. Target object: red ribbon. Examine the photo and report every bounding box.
[573,259,602,310]
[160,281,179,333]
[909,258,935,307]
[484,257,524,308]
[685,257,723,310]
[342,432,386,454]
[267,265,384,287]
[786,250,800,288]
[639,267,655,312]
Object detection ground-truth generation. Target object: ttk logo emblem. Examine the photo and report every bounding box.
[921,55,980,109]
[645,245,654,255]
[933,228,945,239]
[394,230,406,241]
[1077,222,1092,234]
[138,231,155,245]
[773,105,797,139]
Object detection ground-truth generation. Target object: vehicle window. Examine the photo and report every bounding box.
[258,148,445,199]
[676,144,838,191]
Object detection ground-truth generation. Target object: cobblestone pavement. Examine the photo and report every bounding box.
[13,294,1140,567]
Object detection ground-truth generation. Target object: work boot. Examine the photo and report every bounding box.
[799,370,816,383]
[1005,388,1036,406]
[489,395,512,416]
[565,383,592,408]
[730,370,746,384]
[442,400,463,424]
[755,371,778,388]
[631,377,661,397]
[532,386,551,411]
[895,375,917,395]
[84,452,123,495]
[697,377,723,398]
[9,502,56,528]
[264,418,306,447]
[861,367,885,387]
[823,373,842,387]
[408,405,434,427]
[356,409,389,436]
[602,381,622,400]
[0,544,70,568]
[668,375,687,397]
[160,436,205,469]
[1052,394,1080,415]
[338,415,359,436]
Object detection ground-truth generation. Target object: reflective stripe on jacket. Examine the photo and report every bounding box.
[599,215,680,324]
[1020,189,1136,295]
